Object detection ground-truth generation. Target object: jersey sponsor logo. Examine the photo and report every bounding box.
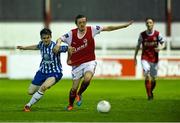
[144,41,158,47]
[64,33,69,38]
[74,39,88,53]
[42,60,54,64]
[96,26,100,30]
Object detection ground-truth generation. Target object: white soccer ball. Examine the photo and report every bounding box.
[97,100,111,113]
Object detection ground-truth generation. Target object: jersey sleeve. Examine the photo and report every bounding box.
[137,34,143,46]
[60,31,72,45]
[59,45,68,53]
[91,26,103,37]
[158,33,166,44]
[37,41,43,49]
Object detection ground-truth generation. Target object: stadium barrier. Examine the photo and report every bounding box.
[95,57,136,79]
[1,51,180,79]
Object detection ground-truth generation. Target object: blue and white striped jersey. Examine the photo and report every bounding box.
[37,41,68,74]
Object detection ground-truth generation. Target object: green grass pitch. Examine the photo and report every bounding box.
[0,78,180,122]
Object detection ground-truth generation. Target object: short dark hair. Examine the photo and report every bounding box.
[75,14,87,24]
[40,28,52,37]
[145,17,154,22]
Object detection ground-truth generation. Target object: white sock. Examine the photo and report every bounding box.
[26,90,44,107]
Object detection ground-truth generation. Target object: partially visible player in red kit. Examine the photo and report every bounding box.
[53,14,133,110]
[134,18,166,100]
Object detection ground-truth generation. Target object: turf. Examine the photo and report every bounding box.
[0,78,180,122]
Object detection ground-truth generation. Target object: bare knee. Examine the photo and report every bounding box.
[28,88,36,95]
[144,73,151,80]
[84,77,91,83]
[84,73,93,82]
[28,91,35,95]
[28,84,39,95]
[40,85,50,92]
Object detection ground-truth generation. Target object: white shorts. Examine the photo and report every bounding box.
[141,60,158,77]
[71,60,97,80]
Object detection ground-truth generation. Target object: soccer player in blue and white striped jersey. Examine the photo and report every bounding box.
[17,28,74,112]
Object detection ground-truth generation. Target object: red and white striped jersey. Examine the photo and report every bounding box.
[138,30,165,63]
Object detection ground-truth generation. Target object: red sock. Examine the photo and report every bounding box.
[69,89,77,106]
[145,80,152,97]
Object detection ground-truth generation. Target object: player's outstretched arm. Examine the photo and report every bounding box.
[17,45,38,50]
[53,38,62,54]
[102,20,133,31]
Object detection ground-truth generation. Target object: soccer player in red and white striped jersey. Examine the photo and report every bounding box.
[134,18,166,100]
[54,15,133,110]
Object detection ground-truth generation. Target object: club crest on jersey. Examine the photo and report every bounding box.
[83,39,88,43]
[44,54,50,61]
[43,54,53,64]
